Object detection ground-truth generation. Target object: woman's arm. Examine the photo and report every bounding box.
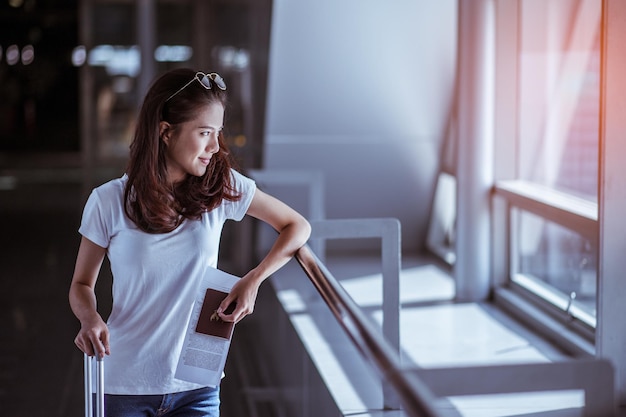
[217,189,311,323]
[68,236,110,357]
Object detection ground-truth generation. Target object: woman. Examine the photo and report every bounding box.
[69,68,311,416]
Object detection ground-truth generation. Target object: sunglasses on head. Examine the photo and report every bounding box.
[165,72,227,102]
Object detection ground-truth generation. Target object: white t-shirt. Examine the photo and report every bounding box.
[79,169,256,395]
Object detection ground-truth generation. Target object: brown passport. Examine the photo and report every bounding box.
[195,288,236,340]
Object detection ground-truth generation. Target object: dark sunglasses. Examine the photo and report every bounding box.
[165,72,227,102]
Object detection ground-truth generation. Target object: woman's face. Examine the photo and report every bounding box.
[162,102,224,183]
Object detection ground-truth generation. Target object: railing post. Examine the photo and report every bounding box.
[310,218,401,409]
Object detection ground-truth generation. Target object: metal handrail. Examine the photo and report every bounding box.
[294,244,442,417]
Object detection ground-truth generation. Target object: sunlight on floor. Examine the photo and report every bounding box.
[273,255,588,416]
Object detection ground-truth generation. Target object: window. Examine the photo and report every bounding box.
[517,0,601,202]
[493,0,601,341]
[512,208,596,327]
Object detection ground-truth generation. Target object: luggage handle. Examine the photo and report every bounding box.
[84,353,105,417]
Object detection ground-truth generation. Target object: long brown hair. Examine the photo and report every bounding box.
[124,68,241,233]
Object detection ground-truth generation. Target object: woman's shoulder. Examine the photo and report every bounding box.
[229,168,255,191]
[90,174,127,200]
[81,175,127,227]
[94,174,126,189]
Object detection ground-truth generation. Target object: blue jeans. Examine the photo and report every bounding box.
[103,386,220,417]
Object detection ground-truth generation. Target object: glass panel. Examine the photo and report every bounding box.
[0,1,79,153]
[517,0,601,202]
[83,0,270,171]
[88,1,195,162]
[90,2,139,161]
[512,209,596,326]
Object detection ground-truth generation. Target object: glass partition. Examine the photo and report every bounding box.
[79,0,271,173]
[0,1,79,154]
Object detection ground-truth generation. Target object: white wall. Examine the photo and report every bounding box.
[263,0,457,253]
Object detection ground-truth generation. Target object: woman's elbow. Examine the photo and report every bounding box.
[294,215,312,247]
[301,217,312,242]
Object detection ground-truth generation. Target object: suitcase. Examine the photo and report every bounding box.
[84,353,105,417]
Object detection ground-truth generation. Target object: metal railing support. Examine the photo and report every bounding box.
[309,218,401,409]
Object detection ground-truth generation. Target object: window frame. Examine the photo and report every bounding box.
[490,0,601,353]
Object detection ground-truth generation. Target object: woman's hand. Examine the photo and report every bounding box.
[216,272,261,323]
[74,314,110,358]
[216,188,311,324]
